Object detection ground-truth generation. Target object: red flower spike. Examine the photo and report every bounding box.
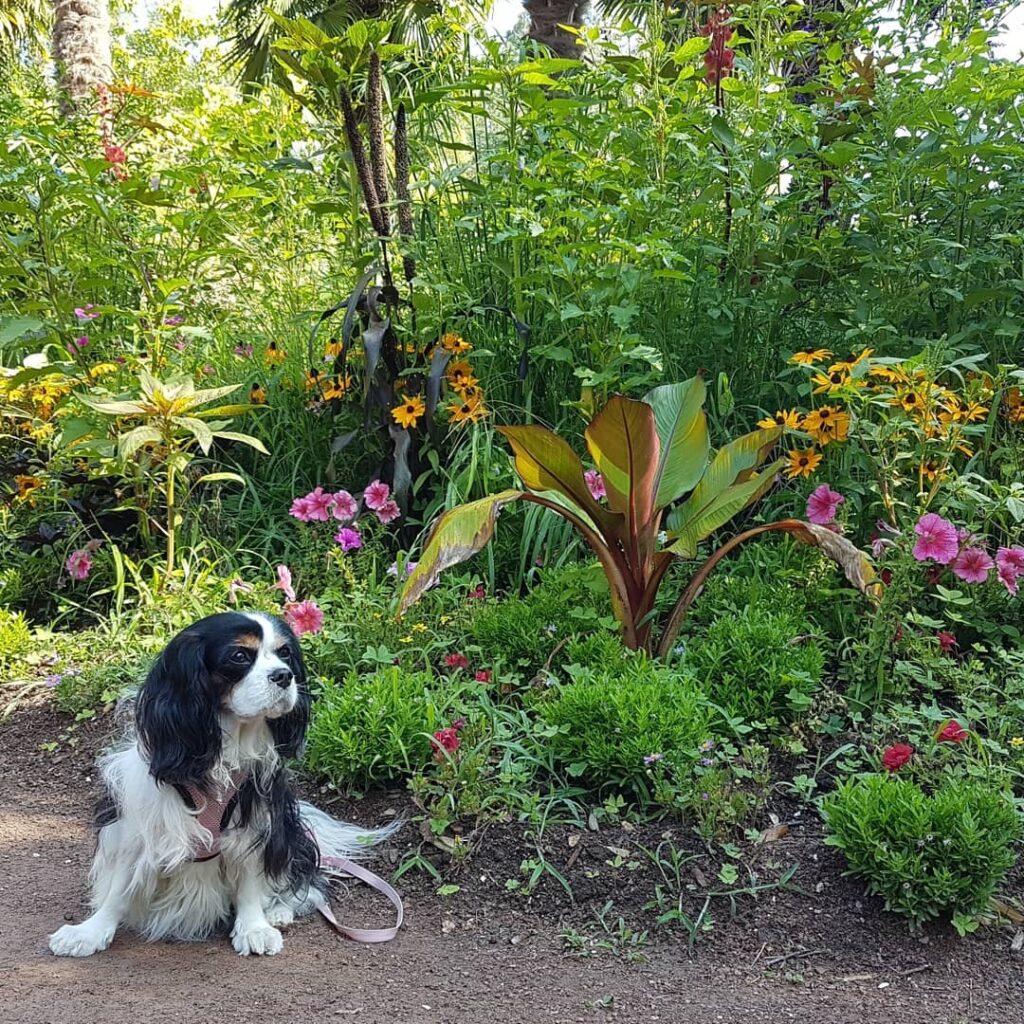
[474,670,492,683]
[881,743,914,772]
[936,630,957,654]
[444,652,469,670]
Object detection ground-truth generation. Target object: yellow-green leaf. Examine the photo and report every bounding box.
[400,490,524,613]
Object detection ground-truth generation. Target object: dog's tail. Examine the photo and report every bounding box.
[299,801,401,867]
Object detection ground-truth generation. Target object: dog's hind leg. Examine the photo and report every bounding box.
[49,825,131,957]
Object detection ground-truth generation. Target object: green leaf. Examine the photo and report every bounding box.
[172,416,214,454]
[644,377,709,508]
[667,460,784,558]
[193,404,256,419]
[193,472,246,486]
[0,316,45,347]
[666,427,781,535]
[117,425,163,460]
[400,490,524,613]
[211,430,270,455]
[584,395,660,532]
[710,115,736,150]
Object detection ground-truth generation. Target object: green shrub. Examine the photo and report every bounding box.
[533,658,713,798]
[54,661,141,716]
[0,609,32,666]
[823,775,1021,927]
[305,667,451,791]
[683,606,824,724]
[468,562,614,674]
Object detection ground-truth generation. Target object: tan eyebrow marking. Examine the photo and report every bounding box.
[233,633,261,650]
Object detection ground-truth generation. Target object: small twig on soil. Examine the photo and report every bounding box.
[762,947,829,968]
[896,964,932,978]
[565,842,584,871]
[751,941,768,965]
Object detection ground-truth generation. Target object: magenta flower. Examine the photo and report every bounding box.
[334,526,362,552]
[998,564,1020,596]
[73,305,99,321]
[952,546,994,583]
[912,513,959,564]
[233,343,254,358]
[304,487,334,522]
[364,480,390,511]
[283,600,324,636]
[330,490,357,521]
[387,561,417,577]
[584,469,606,500]
[996,546,1024,577]
[227,578,254,604]
[375,499,401,525]
[289,496,313,522]
[164,315,184,327]
[68,335,90,352]
[273,564,296,603]
[805,484,844,525]
[65,549,93,581]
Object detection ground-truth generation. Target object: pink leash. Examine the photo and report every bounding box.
[316,854,404,943]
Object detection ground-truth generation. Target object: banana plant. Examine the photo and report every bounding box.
[400,376,876,655]
[78,370,267,575]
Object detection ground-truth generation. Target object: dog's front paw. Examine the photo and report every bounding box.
[49,922,115,958]
[231,921,283,956]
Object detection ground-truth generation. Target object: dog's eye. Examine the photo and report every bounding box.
[276,647,292,662]
[229,648,252,665]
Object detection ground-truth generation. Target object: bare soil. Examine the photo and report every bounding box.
[2,701,1022,1024]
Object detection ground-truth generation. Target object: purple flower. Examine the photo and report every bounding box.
[44,674,62,688]
[74,305,99,321]
[643,753,664,765]
[234,344,254,358]
[164,315,184,327]
[912,513,959,564]
[68,335,90,352]
[334,526,362,552]
[584,469,606,500]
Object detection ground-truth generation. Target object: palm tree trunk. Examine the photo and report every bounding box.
[525,0,587,58]
[51,0,111,115]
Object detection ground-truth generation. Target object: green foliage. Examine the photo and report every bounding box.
[54,661,140,717]
[305,667,449,791]
[823,775,1021,927]
[467,562,615,674]
[534,658,713,798]
[0,608,32,665]
[684,607,825,724]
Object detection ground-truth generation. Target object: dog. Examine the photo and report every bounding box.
[49,611,396,957]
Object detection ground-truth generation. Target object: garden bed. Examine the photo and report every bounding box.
[2,700,1021,1024]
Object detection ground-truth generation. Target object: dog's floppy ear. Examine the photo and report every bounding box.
[136,628,221,786]
[268,625,310,759]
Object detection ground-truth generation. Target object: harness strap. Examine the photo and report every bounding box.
[316,854,404,944]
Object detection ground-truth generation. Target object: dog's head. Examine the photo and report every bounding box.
[136,612,310,786]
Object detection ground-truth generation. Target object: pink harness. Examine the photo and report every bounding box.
[173,774,403,943]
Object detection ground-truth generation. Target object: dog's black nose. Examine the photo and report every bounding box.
[269,668,293,688]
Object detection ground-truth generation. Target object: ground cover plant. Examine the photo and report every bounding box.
[2,0,1024,985]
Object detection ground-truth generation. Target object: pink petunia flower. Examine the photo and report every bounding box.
[283,600,324,636]
[584,469,606,500]
[996,546,1024,579]
[289,496,313,522]
[273,564,296,603]
[304,487,334,522]
[331,490,357,521]
[375,499,401,525]
[998,564,1020,596]
[66,549,92,581]
[806,484,844,525]
[228,578,254,605]
[334,526,362,552]
[951,546,994,584]
[363,480,390,511]
[74,305,99,321]
[912,513,959,565]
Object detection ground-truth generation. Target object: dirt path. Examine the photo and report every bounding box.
[1,704,1021,1024]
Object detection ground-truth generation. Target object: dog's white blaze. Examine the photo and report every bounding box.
[227,613,297,720]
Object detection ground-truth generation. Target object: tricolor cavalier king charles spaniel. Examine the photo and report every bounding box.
[49,612,395,957]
